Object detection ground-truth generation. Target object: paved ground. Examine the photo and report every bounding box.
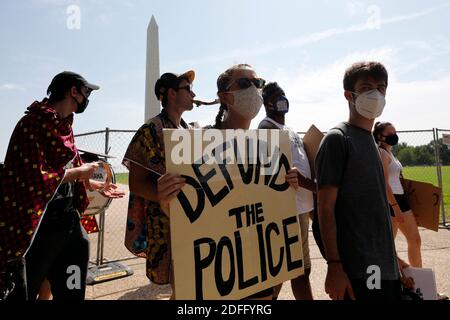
[85,186,450,300]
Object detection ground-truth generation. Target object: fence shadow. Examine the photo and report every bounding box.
[117,284,172,300]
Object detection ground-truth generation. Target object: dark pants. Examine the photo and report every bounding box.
[23,212,90,300]
[345,278,402,301]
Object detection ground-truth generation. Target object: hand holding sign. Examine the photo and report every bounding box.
[285,168,300,190]
[157,173,186,216]
[164,129,303,300]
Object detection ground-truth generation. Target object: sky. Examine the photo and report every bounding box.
[1,0,450,161]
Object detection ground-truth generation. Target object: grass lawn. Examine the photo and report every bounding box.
[115,172,129,185]
[402,166,450,222]
[113,167,450,221]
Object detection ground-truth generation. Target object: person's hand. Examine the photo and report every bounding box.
[400,274,415,291]
[325,263,355,300]
[286,167,299,190]
[397,257,415,290]
[394,205,404,223]
[398,257,414,288]
[157,173,186,216]
[87,180,125,198]
[77,163,99,181]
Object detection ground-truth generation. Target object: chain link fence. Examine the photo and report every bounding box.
[436,129,450,225]
[75,129,138,265]
[75,128,449,266]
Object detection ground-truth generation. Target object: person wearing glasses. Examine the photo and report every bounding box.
[207,64,307,300]
[258,82,316,300]
[207,64,266,130]
[122,71,196,299]
[0,71,123,300]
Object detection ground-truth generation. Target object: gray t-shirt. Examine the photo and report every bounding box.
[315,122,400,281]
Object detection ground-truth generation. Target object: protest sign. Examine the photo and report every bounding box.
[302,125,324,179]
[164,129,303,300]
[402,179,442,232]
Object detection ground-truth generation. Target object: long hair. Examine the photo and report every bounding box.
[373,121,393,144]
[214,64,253,129]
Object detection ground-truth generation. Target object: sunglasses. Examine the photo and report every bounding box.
[78,86,91,98]
[226,77,266,91]
[177,83,193,93]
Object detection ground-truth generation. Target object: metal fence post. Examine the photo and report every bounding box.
[433,128,446,226]
[95,128,110,266]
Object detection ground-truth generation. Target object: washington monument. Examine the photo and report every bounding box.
[145,15,160,122]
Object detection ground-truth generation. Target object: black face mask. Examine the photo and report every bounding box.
[383,133,399,146]
[73,93,89,114]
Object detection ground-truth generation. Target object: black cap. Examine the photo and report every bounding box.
[154,70,195,101]
[47,71,100,96]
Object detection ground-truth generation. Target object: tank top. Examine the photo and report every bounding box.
[386,150,404,195]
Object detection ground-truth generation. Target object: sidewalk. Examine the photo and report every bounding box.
[86,227,450,300]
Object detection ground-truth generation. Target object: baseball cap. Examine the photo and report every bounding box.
[154,70,195,101]
[47,71,100,96]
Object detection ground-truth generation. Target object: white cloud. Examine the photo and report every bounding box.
[251,46,450,134]
[173,2,450,68]
[345,0,367,17]
[31,0,74,7]
[96,14,112,25]
[386,76,450,130]
[175,42,450,134]
[0,84,25,91]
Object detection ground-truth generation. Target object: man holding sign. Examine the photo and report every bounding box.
[163,64,304,300]
[164,129,304,300]
[122,70,196,296]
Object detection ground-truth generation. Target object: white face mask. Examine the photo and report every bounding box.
[351,89,386,119]
[231,85,263,120]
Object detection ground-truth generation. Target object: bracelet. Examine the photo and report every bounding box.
[326,260,342,265]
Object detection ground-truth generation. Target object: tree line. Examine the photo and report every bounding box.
[393,139,450,166]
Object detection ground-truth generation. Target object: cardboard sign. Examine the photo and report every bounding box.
[302,125,324,179]
[443,133,450,146]
[164,129,303,300]
[402,179,442,232]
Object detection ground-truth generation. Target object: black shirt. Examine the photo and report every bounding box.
[315,122,400,281]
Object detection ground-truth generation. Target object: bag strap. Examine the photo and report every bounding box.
[330,124,350,180]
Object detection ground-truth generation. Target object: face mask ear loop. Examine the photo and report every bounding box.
[348,91,358,107]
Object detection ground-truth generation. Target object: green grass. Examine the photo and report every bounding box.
[113,167,450,221]
[115,173,129,185]
[402,166,450,221]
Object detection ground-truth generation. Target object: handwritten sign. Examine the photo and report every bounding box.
[164,129,303,300]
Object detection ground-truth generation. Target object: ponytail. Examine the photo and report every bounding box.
[214,104,227,129]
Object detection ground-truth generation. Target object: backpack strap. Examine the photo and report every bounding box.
[311,123,350,260]
[330,124,350,178]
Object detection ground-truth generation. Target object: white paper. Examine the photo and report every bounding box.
[402,267,437,300]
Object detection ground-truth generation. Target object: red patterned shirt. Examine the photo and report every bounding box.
[0,99,97,271]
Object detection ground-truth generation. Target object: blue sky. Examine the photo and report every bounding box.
[1,0,450,161]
